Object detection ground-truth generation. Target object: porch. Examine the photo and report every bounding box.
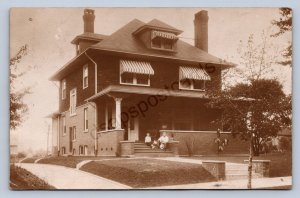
[87,85,228,157]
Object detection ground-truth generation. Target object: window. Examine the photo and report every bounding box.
[151,38,174,50]
[79,146,84,155]
[83,65,88,89]
[121,73,134,84]
[120,73,150,86]
[152,37,162,48]
[164,39,173,50]
[72,126,76,141]
[193,80,205,90]
[61,79,66,100]
[84,108,88,132]
[61,147,66,155]
[179,79,206,91]
[151,31,176,51]
[84,145,88,155]
[70,89,77,115]
[62,116,66,136]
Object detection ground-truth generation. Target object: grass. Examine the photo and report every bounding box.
[21,157,39,163]
[37,156,115,168]
[10,165,55,190]
[80,158,216,188]
[188,152,292,177]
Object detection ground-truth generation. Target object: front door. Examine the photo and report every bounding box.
[128,117,139,141]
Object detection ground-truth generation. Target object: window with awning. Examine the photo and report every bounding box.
[120,60,154,75]
[152,30,178,40]
[120,60,154,86]
[179,66,211,81]
[151,30,178,51]
[179,66,211,91]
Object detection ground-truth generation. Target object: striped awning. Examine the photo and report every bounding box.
[120,60,154,75]
[152,30,178,40]
[179,66,211,81]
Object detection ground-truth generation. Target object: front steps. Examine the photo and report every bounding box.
[226,163,260,180]
[133,142,175,157]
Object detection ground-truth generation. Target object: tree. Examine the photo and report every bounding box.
[272,8,292,66]
[208,32,291,188]
[10,45,31,130]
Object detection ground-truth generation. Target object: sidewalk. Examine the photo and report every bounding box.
[17,163,131,189]
[147,176,292,189]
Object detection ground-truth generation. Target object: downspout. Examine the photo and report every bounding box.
[84,51,98,155]
[84,51,97,94]
[57,116,60,156]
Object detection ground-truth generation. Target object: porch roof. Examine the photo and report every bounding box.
[85,85,208,101]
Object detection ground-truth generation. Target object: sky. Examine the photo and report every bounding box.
[10,8,292,153]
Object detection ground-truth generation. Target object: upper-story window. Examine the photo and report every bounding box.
[61,79,66,100]
[120,60,154,86]
[151,30,177,51]
[83,65,88,89]
[70,88,77,116]
[179,66,211,91]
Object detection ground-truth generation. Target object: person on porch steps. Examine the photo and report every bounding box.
[158,132,169,150]
[145,133,152,146]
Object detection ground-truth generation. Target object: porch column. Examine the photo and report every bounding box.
[105,103,108,131]
[114,98,122,130]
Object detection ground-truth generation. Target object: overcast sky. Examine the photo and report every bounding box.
[10,8,292,153]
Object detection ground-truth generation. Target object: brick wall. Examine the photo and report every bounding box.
[163,131,249,155]
[59,102,96,156]
[93,56,222,93]
[59,61,95,112]
[96,129,125,156]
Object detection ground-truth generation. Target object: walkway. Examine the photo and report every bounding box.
[16,163,131,189]
[147,176,292,189]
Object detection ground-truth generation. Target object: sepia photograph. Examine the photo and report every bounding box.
[9,7,292,190]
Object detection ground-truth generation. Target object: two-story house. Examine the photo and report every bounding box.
[49,9,249,157]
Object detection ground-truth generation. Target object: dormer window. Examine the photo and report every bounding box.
[151,30,178,51]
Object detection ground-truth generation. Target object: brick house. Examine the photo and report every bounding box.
[50,9,248,157]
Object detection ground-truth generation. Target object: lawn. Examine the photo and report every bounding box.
[188,152,292,177]
[21,157,39,163]
[10,165,55,190]
[80,158,216,188]
[37,156,115,168]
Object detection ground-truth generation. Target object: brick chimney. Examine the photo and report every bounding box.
[83,9,95,33]
[194,10,209,52]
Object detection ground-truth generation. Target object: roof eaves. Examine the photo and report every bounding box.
[132,25,183,36]
[89,46,235,69]
[49,50,87,81]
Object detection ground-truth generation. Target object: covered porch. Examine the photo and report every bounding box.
[86,85,226,156]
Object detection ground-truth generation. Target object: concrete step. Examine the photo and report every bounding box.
[226,169,255,175]
[134,147,152,150]
[226,173,260,180]
[134,150,173,153]
[134,145,150,148]
[134,152,175,157]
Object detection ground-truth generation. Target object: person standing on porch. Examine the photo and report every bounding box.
[145,133,152,146]
[158,132,169,150]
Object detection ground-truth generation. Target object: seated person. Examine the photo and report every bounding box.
[158,132,169,150]
[145,133,152,146]
[151,140,159,149]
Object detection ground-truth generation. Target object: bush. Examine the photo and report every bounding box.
[279,137,292,152]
